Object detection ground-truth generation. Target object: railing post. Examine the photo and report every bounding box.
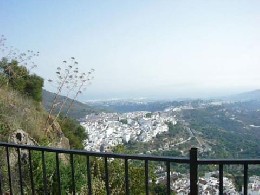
[0,169,2,195]
[190,148,198,195]
[125,158,129,195]
[219,164,223,195]
[244,163,248,195]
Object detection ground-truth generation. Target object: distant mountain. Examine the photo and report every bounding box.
[86,99,184,113]
[42,89,102,119]
[223,89,260,102]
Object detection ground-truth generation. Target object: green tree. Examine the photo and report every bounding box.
[0,36,42,101]
[145,112,152,118]
[120,118,128,124]
[24,74,44,102]
[59,116,87,149]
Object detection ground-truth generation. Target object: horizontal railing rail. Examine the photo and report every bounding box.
[0,141,259,195]
[198,159,260,164]
[0,142,189,163]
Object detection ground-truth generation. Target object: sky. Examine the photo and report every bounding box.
[1,0,260,100]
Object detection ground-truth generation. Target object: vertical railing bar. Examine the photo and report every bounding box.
[145,160,149,195]
[42,151,47,195]
[28,149,35,195]
[190,148,198,195]
[6,147,13,195]
[244,163,248,195]
[166,161,171,195]
[125,158,129,195]
[219,163,223,195]
[17,148,24,195]
[104,157,110,195]
[0,164,2,195]
[70,153,76,195]
[87,156,92,195]
[55,152,61,195]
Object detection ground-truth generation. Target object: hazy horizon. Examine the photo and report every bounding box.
[1,1,260,101]
[81,87,260,102]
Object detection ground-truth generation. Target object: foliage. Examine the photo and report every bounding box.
[30,152,89,194]
[0,59,44,102]
[24,74,44,102]
[165,121,181,136]
[119,118,128,124]
[59,116,87,149]
[182,106,260,159]
[0,36,41,101]
[145,112,152,118]
[161,150,182,157]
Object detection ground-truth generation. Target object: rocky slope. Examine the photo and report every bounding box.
[0,86,70,149]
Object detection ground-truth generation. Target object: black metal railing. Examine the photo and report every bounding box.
[0,142,259,195]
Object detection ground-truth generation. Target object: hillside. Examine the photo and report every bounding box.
[0,87,47,142]
[103,99,260,159]
[42,89,102,119]
[0,57,88,149]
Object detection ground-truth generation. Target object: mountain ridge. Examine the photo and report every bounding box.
[223,89,260,101]
[42,89,102,119]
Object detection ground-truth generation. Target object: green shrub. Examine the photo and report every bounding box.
[24,74,44,102]
[0,59,44,102]
[59,116,87,149]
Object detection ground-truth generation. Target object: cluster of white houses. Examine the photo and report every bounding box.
[81,111,177,152]
[247,176,260,195]
[80,108,260,194]
[154,170,236,194]
[155,170,260,195]
[171,172,238,195]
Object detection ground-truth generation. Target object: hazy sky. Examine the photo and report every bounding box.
[1,0,260,100]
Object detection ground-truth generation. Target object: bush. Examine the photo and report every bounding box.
[0,59,44,102]
[59,117,87,149]
[24,74,44,102]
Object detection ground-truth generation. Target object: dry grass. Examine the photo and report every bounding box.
[0,86,48,142]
